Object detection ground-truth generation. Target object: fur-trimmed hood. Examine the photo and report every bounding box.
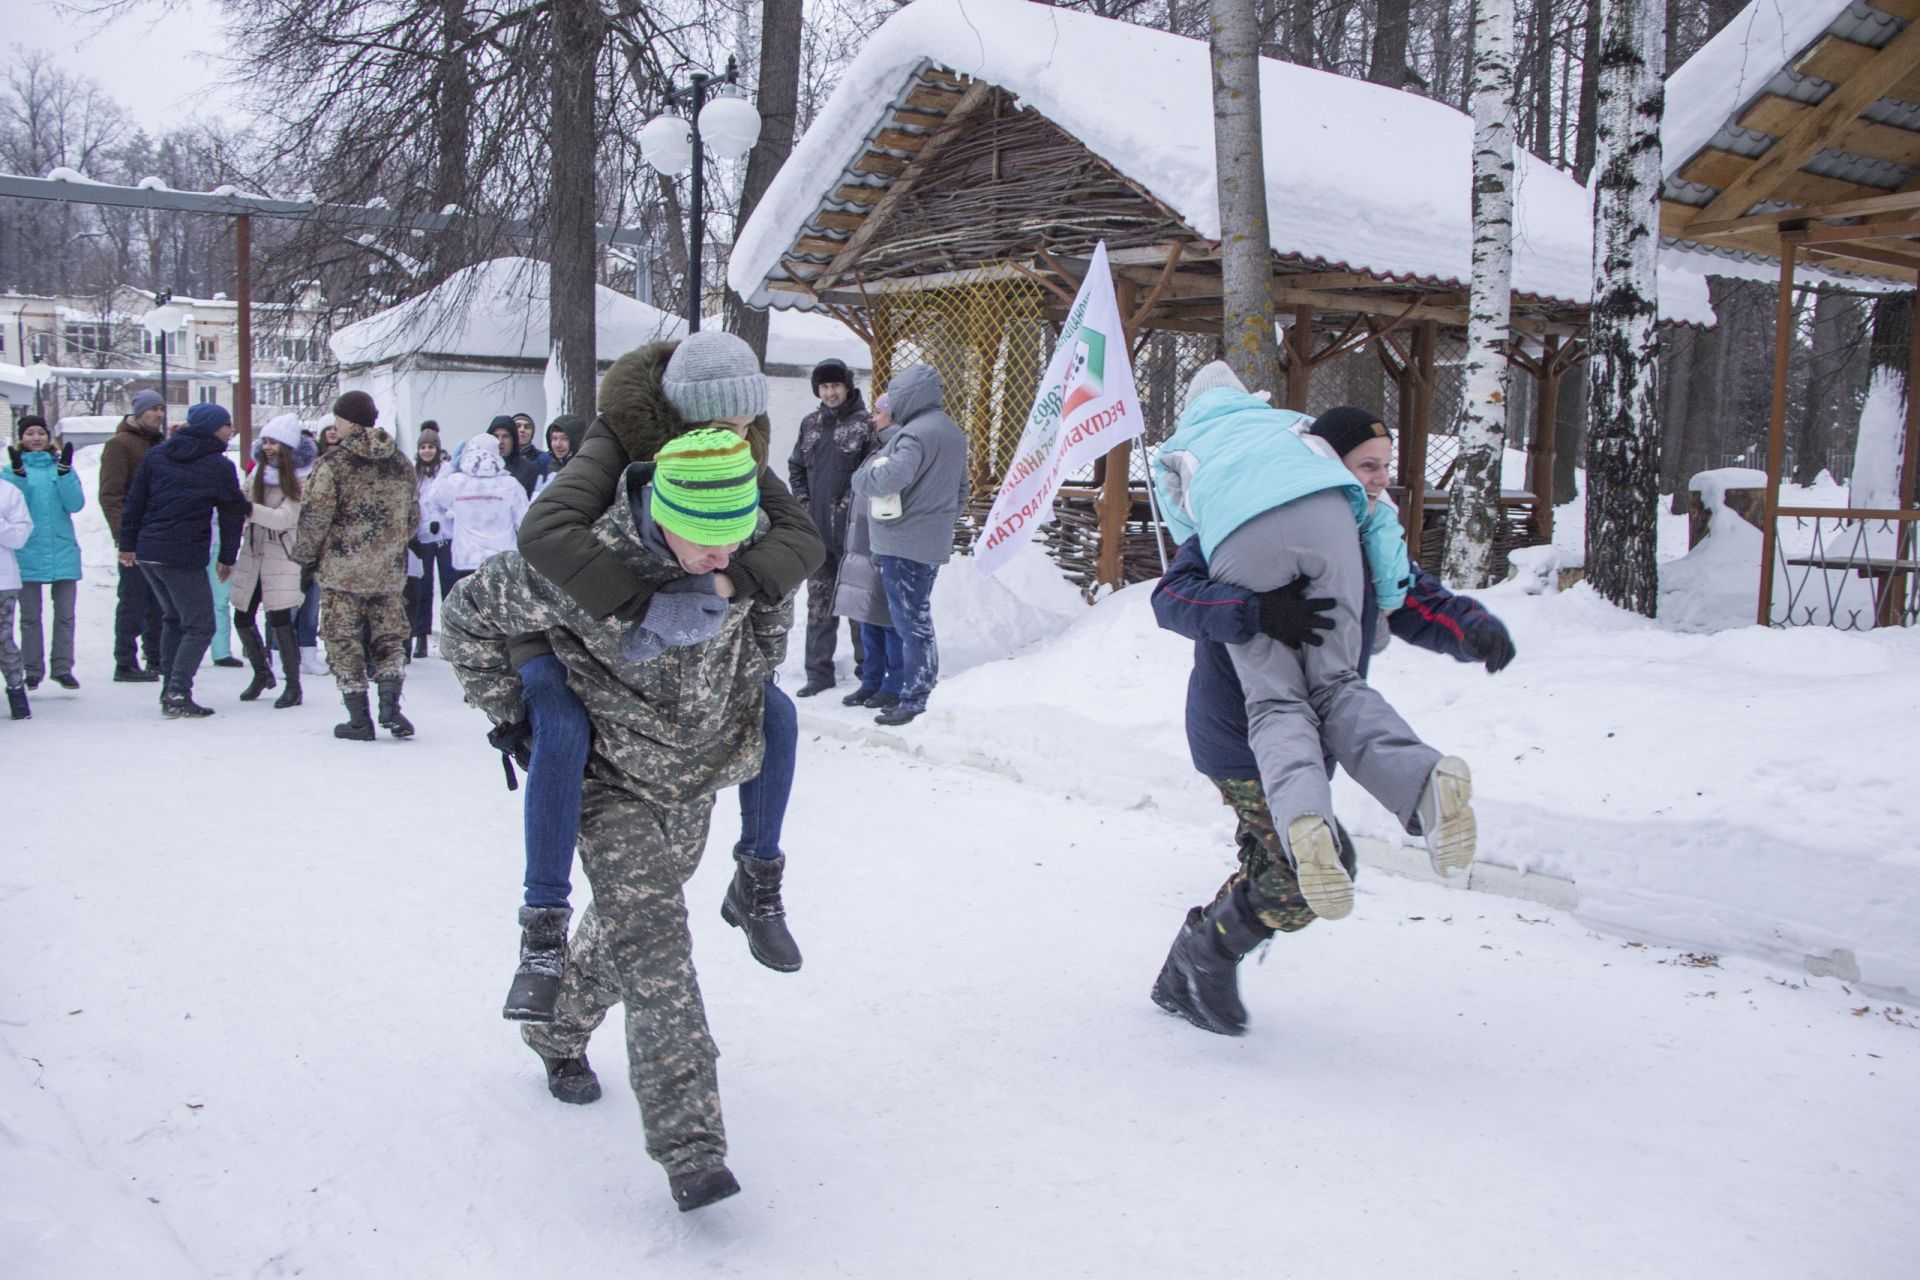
[595,340,771,469]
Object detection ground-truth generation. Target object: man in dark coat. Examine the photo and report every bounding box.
[100,388,168,681]
[786,357,875,696]
[117,401,249,717]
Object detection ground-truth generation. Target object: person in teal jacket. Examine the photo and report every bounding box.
[4,416,84,690]
[1150,366,1475,924]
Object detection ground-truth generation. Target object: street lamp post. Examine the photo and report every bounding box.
[141,290,186,407]
[640,58,763,332]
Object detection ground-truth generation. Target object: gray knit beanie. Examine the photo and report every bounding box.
[1180,360,1248,416]
[661,331,768,424]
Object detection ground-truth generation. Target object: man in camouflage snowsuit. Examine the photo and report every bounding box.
[440,432,790,1212]
[291,390,422,740]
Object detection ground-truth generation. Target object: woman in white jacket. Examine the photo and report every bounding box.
[0,480,33,720]
[229,414,315,709]
[430,434,530,581]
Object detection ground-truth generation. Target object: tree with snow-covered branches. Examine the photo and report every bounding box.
[1583,0,1665,617]
[1208,0,1284,393]
[1442,0,1516,590]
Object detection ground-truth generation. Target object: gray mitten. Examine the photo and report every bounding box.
[619,573,729,661]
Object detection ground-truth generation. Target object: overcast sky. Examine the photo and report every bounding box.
[16,0,237,133]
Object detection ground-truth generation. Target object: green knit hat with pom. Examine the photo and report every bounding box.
[650,428,761,545]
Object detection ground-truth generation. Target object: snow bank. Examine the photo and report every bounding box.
[732,0,1712,324]
[1851,367,1907,511]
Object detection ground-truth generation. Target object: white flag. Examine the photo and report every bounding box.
[974,240,1145,577]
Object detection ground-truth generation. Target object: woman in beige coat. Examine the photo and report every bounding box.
[229,414,315,708]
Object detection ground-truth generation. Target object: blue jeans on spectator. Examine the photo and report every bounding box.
[876,555,940,711]
[855,623,904,697]
[737,679,796,861]
[296,581,321,647]
[518,654,592,910]
[141,561,216,698]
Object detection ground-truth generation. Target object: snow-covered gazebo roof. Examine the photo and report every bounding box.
[730,0,1711,326]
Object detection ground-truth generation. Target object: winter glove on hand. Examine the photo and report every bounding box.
[1255,575,1336,648]
[486,719,534,771]
[57,442,74,473]
[429,520,441,535]
[5,447,20,476]
[619,574,729,662]
[299,566,316,595]
[1463,617,1516,673]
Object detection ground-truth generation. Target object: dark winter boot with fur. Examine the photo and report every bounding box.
[376,677,414,738]
[271,625,302,708]
[236,620,276,702]
[1150,879,1274,1036]
[721,852,802,972]
[334,691,376,741]
[503,905,571,1022]
[669,1165,741,1213]
[540,1053,602,1105]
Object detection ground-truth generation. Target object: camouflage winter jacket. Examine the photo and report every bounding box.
[441,463,792,808]
[291,424,420,595]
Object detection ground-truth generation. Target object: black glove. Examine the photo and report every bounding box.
[299,566,316,595]
[1255,575,1336,648]
[486,719,533,790]
[429,520,441,535]
[57,442,74,473]
[1463,618,1516,673]
[6,447,19,476]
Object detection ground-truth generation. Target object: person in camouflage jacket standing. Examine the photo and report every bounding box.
[292,391,422,740]
[441,428,792,1214]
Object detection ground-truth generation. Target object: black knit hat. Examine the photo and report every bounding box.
[332,390,378,429]
[811,358,853,396]
[1309,405,1390,458]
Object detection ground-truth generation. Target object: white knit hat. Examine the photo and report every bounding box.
[261,413,306,450]
[1180,360,1249,416]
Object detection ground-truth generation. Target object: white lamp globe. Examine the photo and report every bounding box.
[142,303,187,336]
[698,90,762,160]
[640,114,694,175]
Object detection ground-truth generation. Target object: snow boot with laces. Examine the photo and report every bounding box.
[539,1052,602,1105]
[271,625,302,708]
[376,677,414,738]
[1411,755,1476,876]
[720,851,802,972]
[502,906,571,1022]
[1150,878,1274,1036]
[669,1165,741,1213]
[334,691,376,741]
[236,620,276,702]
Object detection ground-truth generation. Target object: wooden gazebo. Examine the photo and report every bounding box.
[731,0,1713,589]
[1664,0,1920,627]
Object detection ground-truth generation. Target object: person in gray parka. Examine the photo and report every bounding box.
[847,363,969,726]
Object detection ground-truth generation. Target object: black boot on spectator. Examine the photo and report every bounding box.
[334,691,376,741]
[376,678,414,738]
[237,621,276,702]
[271,625,302,708]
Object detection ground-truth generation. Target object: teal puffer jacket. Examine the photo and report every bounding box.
[2,449,84,582]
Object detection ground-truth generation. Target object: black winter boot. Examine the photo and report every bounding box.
[271,625,302,708]
[161,689,216,718]
[376,677,414,738]
[7,685,28,720]
[334,691,376,740]
[669,1165,741,1212]
[1150,880,1274,1036]
[413,634,429,659]
[540,1053,602,1105]
[503,906,571,1022]
[721,852,802,972]
[237,620,276,702]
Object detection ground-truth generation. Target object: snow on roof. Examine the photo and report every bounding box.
[331,257,683,367]
[759,306,871,371]
[730,0,1713,325]
[1662,0,1858,186]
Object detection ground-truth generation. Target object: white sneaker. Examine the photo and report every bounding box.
[1286,815,1353,920]
[1414,756,1476,876]
[300,645,326,676]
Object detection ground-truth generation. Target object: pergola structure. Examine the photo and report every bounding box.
[1663,0,1920,627]
[731,0,1713,589]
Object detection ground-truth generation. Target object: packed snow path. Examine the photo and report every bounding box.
[4,593,1916,1278]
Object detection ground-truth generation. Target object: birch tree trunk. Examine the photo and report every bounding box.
[548,0,606,417]
[1584,0,1665,617]
[1442,0,1515,589]
[1209,0,1284,394]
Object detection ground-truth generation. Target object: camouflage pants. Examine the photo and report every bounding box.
[1208,777,1358,933]
[522,783,725,1177]
[320,589,409,693]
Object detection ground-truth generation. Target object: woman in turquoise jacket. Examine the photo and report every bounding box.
[4,416,85,689]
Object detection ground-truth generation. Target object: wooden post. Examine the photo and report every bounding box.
[1531,334,1561,542]
[235,214,254,460]
[1285,306,1313,411]
[1888,267,1920,625]
[1097,278,1141,591]
[1757,234,1800,626]
[1404,320,1437,556]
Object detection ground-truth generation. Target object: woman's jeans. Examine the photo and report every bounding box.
[141,561,216,697]
[876,555,940,711]
[515,659,797,909]
[17,579,77,682]
[296,582,321,647]
[409,539,455,637]
[855,622,903,697]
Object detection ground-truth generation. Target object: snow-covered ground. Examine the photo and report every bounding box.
[4,480,1917,1276]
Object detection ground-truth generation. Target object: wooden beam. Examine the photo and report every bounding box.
[1804,217,1920,243]
[1274,269,1387,290]
[872,129,929,153]
[832,184,885,206]
[1678,149,1888,216]
[1673,185,1920,237]
[890,108,948,129]
[1710,21,1920,222]
[1270,284,1469,326]
[1793,34,1920,103]
[793,236,845,257]
[811,82,996,295]
[813,210,867,233]
[852,152,911,177]
[904,85,965,111]
[1757,235,1801,625]
[1803,240,1920,272]
[1738,94,1920,168]
[922,67,968,88]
